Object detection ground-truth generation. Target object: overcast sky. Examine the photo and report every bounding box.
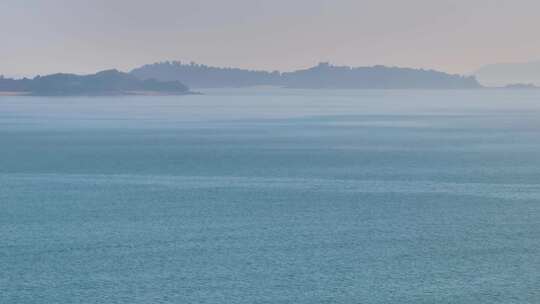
[1,0,539,77]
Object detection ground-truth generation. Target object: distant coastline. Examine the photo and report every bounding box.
[5,61,540,96]
[0,91,30,96]
[131,61,482,90]
[0,91,200,97]
[500,83,540,90]
[0,70,194,96]
[475,61,540,87]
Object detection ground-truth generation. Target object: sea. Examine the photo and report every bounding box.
[1,89,540,303]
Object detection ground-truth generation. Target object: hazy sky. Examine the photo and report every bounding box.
[1,0,540,77]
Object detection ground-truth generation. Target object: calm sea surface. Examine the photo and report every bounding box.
[1,89,540,303]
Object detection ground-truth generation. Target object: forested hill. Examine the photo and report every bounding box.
[131,61,281,88]
[0,69,192,96]
[130,61,482,89]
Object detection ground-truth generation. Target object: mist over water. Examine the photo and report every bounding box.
[1,89,540,303]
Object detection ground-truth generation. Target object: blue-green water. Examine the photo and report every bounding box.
[1,89,540,303]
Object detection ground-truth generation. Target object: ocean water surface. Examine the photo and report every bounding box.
[1,89,540,303]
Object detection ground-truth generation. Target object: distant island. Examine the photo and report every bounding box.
[0,69,193,96]
[475,61,540,87]
[0,61,493,95]
[502,83,540,90]
[131,61,482,89]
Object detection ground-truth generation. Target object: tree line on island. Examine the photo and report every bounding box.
[2,60,525,96]
[0,69,191,96]
[131,61,482,89]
